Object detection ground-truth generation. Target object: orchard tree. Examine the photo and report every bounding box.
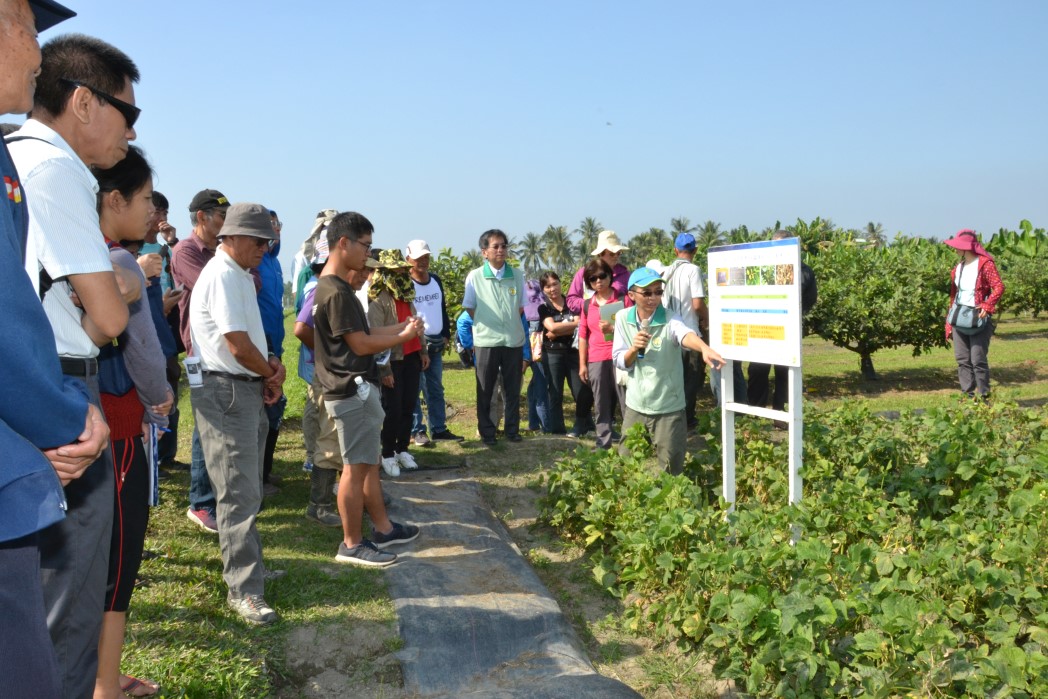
[807,237,953,380]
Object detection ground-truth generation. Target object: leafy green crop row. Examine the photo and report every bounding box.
[540,400,1048,697]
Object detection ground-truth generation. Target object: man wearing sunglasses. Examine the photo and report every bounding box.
[5,28,142,699]
[613,267,724,474]
[188,202,287,625]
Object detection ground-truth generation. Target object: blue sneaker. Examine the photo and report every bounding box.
[335,540,397,567]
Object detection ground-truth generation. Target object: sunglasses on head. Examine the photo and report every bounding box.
[634,288,664,298]
[588,273,609,283]
[59,78,141,129]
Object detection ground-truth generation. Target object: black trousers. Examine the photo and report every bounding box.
[747,362,788,411]
[381,352,423,457]
[542,348,586,434]
[0,534,62,699]
[475,345,524,440]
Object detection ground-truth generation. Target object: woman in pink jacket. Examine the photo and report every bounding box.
[943,230,1005,399]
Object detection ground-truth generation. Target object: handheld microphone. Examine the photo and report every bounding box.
[637,317,652,359]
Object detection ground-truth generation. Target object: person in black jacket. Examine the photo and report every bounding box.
[406,240,464,444]
[747,230,818,413]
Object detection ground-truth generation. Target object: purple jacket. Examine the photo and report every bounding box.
[565,262,630,314]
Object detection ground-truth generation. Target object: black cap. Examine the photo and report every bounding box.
[28,0,76,32]
[188,189,229,213]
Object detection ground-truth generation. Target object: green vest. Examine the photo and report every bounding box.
[470,262,525,348]
[617,305,686,415]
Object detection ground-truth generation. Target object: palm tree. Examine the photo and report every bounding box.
[623,227,670,268]
[670,216,696,237]
[864,221,886,247]
[515,232,545,277]
[695,220,723,251]
[574,217,603,259]
[542,225,575,274]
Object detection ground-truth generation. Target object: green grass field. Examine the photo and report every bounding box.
[120,314,1047,697]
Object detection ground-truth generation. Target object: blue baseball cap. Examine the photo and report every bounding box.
[674,233,697,250]
[628,266,663,289]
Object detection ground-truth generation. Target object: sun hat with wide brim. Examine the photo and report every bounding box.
[944,229,993,260]
[590,230,629,256]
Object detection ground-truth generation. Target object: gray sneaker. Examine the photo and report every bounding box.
[305,505,342,527]
[228,593,277,625]
[371,521,420,549]
[412,432,434,448]
[335,540,397,567]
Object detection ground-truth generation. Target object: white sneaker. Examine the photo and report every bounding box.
[381,456,401,477]
[396,451,419,470]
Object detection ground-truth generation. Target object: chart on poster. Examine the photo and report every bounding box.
[706,238,803,367]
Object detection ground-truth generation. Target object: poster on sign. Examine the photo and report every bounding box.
[707,237,803,368]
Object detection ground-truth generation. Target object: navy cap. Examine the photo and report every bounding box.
[28,0,76,32]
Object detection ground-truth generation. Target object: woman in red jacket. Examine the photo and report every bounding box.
[943,230,1005,399]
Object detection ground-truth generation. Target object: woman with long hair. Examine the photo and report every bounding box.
[577,258,630,448]
[943,230,1005,399]
[92,145,173,698]
[367,248,429,476]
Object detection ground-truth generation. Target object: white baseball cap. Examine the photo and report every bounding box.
[405,239,432,260]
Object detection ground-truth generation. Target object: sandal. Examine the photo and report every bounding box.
[121,675,160,697]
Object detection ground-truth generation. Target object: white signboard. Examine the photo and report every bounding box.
[707,238,803,367]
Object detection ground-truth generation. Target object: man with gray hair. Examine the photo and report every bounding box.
[190,202,287,624]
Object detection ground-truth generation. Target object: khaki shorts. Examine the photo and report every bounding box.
[326,387,384,466]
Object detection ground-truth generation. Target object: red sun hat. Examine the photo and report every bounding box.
[943,229,993,260]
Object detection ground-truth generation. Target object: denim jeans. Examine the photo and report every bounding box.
[412,336,447,436]
[527,359,551,431]
[189,426,215,513]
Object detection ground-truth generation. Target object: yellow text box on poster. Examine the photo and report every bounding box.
[749,324,785,341]
[722,323,734,345]
[733,324,749,347]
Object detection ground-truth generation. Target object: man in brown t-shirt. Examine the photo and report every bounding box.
[312,212,424,567]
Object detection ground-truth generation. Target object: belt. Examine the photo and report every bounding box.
[202,370,262,383]
[60,357,99,377]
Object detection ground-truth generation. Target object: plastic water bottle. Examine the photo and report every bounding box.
[354,376,370,400]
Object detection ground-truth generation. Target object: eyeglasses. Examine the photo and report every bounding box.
[60,78,141,129]
[587,273,609,283]
[351,239,373,254]
[487,244,509,251]
[634,289,664,298]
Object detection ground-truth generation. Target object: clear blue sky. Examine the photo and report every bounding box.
[28,0,1048,271]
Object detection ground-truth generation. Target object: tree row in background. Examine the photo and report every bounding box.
[430,217,1047,379]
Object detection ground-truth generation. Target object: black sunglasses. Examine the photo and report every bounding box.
[60,78,141,129]
[635,289,664,298]
[588,273,609,283]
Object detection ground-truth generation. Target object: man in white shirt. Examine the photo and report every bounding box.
[661,233,709,429]
[406,239,464,445]
[6,31,141,698]
[190,203,287,625]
